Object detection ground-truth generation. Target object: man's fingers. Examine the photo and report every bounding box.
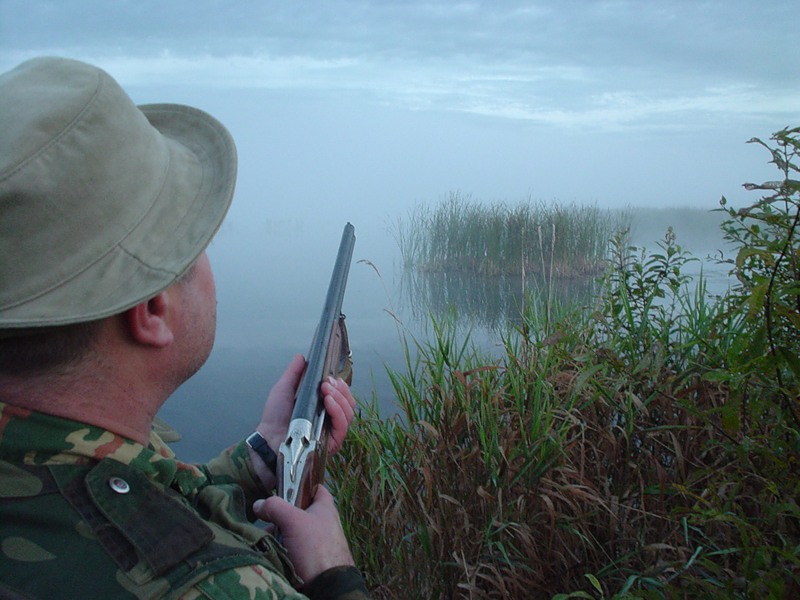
[308,485,335,509]
[253,487,354,582]
[322,378,355,419]
[253,495,293,527]
[322,379,356,454]
[253,486,335,535]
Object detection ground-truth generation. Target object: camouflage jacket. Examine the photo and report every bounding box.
[0,402,370,600]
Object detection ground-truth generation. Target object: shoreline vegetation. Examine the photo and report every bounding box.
[331,127,800,598]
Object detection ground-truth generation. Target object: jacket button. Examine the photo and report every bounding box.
[108,477,131,494]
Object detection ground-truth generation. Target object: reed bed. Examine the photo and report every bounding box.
[332,252,798,599]
[331,128,800,598]
[394,193,628,277]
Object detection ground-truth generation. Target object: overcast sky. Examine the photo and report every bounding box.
[2,0,798,222]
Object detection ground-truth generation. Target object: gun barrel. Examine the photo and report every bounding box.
[278,223,355,507]
[291,223,355,422]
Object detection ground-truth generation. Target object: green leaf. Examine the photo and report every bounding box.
[585,573,603,593]
[736,247,773,270]
[777,346,800,378]
[703,370,732,383]
[721,400,740,435]
[744,282,768,319]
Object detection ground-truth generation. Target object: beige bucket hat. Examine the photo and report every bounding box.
[0,56,236,329]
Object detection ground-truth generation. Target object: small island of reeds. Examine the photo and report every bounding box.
[393,193,629,278]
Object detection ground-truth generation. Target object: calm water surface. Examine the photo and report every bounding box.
[159,212,733,463]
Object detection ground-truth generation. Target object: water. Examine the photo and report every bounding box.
[159,215,418,462]
[158,211,734,463]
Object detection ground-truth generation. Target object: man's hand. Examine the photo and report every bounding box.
[253,486,355,586]
[257,353,356,457]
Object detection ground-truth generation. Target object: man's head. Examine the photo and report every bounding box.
[0,56,237,330]
[0,57,236,379]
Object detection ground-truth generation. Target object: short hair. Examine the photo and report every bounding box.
[176,261,198,286]
[0,320,104,376]
[0,264,198,377]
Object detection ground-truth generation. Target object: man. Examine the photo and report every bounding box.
[0,57,370,599]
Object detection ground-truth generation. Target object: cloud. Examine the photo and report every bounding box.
[460,85,800,130]
[0,49,360,88]
[1,0,797,132]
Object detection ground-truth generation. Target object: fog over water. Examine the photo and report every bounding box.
[161,204,733,463]
[2,1,797,461]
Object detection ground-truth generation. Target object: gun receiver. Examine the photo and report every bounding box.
[277,223,355,508]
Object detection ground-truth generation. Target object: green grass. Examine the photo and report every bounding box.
[333,128,800,598]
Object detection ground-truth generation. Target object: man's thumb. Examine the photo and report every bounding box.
[253,496,292,525]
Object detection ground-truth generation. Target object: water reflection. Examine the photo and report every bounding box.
[397,267,598,331]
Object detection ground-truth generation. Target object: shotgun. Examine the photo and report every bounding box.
[277,222,355,508]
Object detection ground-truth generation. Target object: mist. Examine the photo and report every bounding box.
[2,0,797,461]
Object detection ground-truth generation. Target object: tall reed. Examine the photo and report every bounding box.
[394,193,628,277]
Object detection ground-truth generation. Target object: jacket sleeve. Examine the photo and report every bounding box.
[179,564,371,600]
[306,566,372,600]
[199,441,270,510]
[178,563,307,599]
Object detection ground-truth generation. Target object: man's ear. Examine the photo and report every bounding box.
[125,292,175,348]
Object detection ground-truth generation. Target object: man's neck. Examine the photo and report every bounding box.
[0,367,166,445]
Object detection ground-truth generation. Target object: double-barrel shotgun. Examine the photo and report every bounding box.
[277,222,356,508]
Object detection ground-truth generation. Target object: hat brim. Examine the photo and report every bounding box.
[1,103,236,327]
